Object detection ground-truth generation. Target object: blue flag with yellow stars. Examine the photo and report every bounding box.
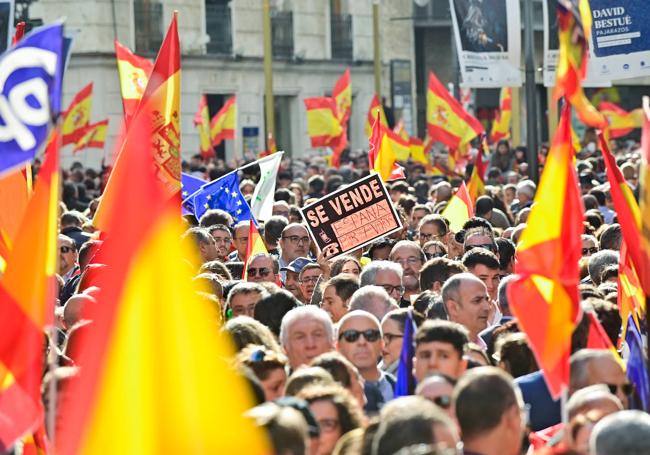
[192,171,252,222]
[181,173,206,215]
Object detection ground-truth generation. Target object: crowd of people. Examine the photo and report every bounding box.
[51,135,650,455]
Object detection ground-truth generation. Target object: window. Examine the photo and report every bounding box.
[134,0,164,55]
[205,0,232,55]
[271,9,293,58]
[330,0,352,60]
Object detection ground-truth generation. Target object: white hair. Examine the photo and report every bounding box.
[279,305,334,347]
[359,260,403,287]
[349,285,398,321]
[590,410,650,455]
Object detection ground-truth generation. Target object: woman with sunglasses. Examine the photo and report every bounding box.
[298,384,364,455]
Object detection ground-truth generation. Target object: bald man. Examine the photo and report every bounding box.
[570,349,631,409]
[441,273,492,345]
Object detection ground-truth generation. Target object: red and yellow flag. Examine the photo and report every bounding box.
[0,168,31,271]
[368,113,406,182]
[618,240,644,340]
[366,94,388,137]
[332,68,352,125]
[599,102,644,139]
[554,0,606,128]
[194,95,213,158]
[640,97,650,297]
[96,14,181,231]
[585,312,622,366]
[467,145,488,203]
[426,71,484,150]
[599,132,650,293]
[507,104,584,399]
[115,40,153,122]
[490,87,512,143]
[62,83,93,146]
[56,101,269,455]
[410,137,429,166]
[304,96,345,149]
[243,220,269,281]
[73,119,109,154]
[210,96,237,147]
[441,181,473,233]
[0,131,59,449]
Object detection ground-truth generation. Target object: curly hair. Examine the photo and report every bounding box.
[237,344,288,381]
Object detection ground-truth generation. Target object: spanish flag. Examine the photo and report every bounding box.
[0,130,59,449]
[490,87,512,143]
[0,168,31,271]
[304,96,344,149]
[96,14,181,230]
[640,97,650,296]
[243,220,268,281]
[410,137,428,166]
[441,181,473,233]
[56,100,269,455]
[332,68,352,125]
[194,95,214,157]
[507,104,583,399]
[210,96,237,147]
[599,132,649,293]
[73,119,109,154]
[599,102,644,139]
[115,40,153,122]
[62,83,93,145]
[365,94,388,137]
[368,113,406,182]
[554,0,606,128]
[618,241,644,340]
[585,312,623,368]
[426,71,484,150]
[467,145,488,203]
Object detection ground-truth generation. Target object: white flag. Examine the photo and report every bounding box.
[251,152,284,221]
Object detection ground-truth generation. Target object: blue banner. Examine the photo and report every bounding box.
[0,22,64,175]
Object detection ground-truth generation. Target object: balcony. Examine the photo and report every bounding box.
[331,14,353,60]
[205,3,233,55]
[134,1,164,55]
[271,10,294,59]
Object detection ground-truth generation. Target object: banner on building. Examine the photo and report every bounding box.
[586,0,650,82]
[543,0,611,87]
[449,0,522,88]
[301,173,402,260]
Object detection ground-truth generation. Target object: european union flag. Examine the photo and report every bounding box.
[0,23,64,175]
[626,316,649,411]
[394,309,417,397]
[192,171,252,223]
[181,173,206,215]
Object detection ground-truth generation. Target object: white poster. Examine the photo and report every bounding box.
[449,0,522,88]
[586,0,650,82]
[542,0,611,88]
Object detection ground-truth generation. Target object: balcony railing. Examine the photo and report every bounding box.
[206,3,233,55]
[134,1,164,55]
[331,14,353,60]
[271,10,294,58]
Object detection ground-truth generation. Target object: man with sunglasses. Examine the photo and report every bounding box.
[246,253,278,284]
[336,310,395,413]
[58,234,80,283]
[570,349,630,409]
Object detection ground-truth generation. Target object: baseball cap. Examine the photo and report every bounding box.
[281,257,313,274]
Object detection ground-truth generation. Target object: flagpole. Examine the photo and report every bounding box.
[523,0,539,183]
[643,96,650,393]
[262,0,276,148]
[372,0,381,98]
[237,150,284,172]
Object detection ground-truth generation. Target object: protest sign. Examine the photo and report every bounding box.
[301,173,402,260]
[449,0,522,88]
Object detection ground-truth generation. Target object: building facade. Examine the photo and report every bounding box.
[30,0,416,168]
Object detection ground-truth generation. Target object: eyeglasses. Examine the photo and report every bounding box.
[419,232,444,241]
[394,257,422,267]
[248,267,271,278]
[606,382,634,396]
[214,237,232,244]
[282,235,310,245]
[433,395,452,409]
[380,284,405,296]
[425,251,446,260]
[299,276,321,284]
[582,247,598,255]
[339,329,381,343]
[60,246,75,254]
[383,332,403,345]
[465,243,497,253]
[318,418,339,433]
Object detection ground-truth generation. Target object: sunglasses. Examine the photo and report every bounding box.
[338,329,381,343]
[582,247,598,255]
[60,246,75,254]
[607,382,634,396]
[248,267,271,278]
[433,395,452,409]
